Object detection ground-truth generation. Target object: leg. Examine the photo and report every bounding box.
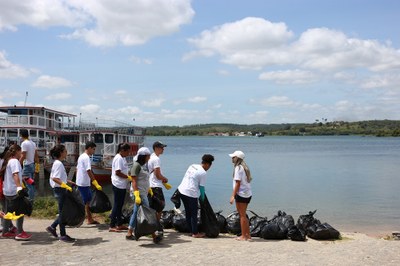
[114,188,126,227]
[236,202,250,240]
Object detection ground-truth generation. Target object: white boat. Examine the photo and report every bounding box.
[0,106,145,183]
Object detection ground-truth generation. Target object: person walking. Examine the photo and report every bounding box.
[178,154,214,238]
[148,141,171,227]
[46,144,76,242]
[229,150,252,241]
[109,143,131,232]
[19,129,39,201]
[76,141,102,225]
[125,147,161,243]
[0,144,32,240]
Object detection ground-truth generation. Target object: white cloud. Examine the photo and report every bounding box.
[44,92,71,100]
[129,56,153,65]
[141,98,165,107]
[115,90,127,95]
[0,51,30,78]
[252,96,297,107]
[31,75,74,88]
[217,69,230,76]
[259,69,317,84]
[187,96,207,103]
[80,104,100,114]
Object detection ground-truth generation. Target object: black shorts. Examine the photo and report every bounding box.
[235,194,252,204]
[149,187,165,212]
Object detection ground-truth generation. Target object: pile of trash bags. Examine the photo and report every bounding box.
[161,207,341,241]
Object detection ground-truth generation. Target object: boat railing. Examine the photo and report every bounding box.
[0,114,74,131]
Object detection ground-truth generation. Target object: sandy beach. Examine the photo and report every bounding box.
[1,218,399,265]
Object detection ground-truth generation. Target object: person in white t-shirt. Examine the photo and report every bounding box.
[178,154,214,238]
[46,144,76,242]
[109,143,131,232]
[76,141,102,225]
[229,150,253,241]
[0,144,32,240]
[148,141,172,222]
[19,129,39,201]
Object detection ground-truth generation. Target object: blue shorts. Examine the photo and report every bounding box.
[22,163,35,179]
[78,186,92,204]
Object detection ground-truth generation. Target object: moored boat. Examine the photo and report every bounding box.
[0,106,145,183]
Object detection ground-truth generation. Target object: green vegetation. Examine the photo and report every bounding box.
[145,120,400,137]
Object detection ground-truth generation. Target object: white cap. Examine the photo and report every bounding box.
[229,150,245,159]
[134,147,151,161]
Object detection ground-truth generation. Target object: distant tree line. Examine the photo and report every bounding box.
[145,120,400,137]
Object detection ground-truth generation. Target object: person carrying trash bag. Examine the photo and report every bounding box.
[0,144,32,240]
[126,147,162,243]
[177,154,215,238]
[46,144,77,242]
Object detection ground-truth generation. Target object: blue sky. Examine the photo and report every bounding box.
[0,0,399,126]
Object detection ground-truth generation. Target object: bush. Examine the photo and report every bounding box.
[32,197,59,219]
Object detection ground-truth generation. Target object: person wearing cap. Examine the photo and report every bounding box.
[178,154,214,238]
[126,147,161,242]
[148,141,170,222]
[229,150,252,241]
[109,143,131,232]
[19,129,39,201]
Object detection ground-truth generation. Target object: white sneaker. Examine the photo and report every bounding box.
[174,207,182,215]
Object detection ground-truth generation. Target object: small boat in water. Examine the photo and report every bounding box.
[0,106,145,183]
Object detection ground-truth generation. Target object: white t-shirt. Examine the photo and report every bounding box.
[3,158,22,196]
[76,152,92,187]
[21,139,36,165]
[49,160,68,188]
[178,164,207,198]
[148,153,163,188]
[233,165,252,198]
[111,153,129,189]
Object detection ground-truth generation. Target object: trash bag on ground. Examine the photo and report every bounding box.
[172,211,190,232]
[215,211,227,233]
[89,189,112,213]
[248,210,268,237]
[6,190,32,216]
[225,211,250,235]
[287,225,307,241]
[60,188,85,227]
[148,193,164,213]
[307,222,340,240]
[199,194,220,238]
[297,210,319,231]
[121,204,134,224]
[170,189,181,209]
[160,210,175,229]
[260,210,294,240]
[134,204,159,240]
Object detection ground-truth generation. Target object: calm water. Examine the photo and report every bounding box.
[144,136,400,234]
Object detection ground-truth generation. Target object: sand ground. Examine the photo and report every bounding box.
[1,218,400,266]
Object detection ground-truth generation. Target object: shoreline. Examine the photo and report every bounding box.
[1,218,400,265]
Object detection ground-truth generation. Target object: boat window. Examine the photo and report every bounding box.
[94,134,103,143]
[105,134,114,144]
[39,131,44,138]
[30,130,37,138]
[8,129,18,137]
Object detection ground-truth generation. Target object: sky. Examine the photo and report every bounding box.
[0,0,399,127]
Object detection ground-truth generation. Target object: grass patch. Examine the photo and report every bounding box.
[31,197,59,219]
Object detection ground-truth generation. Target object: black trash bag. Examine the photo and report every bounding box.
[121,204,134,224]
[248,210,268,237]
[148,193,164,213]
[215,211,228,233]
[172,211,190,232]
[134,204,159,240]
[307,222,340,240]
[268,210,295,236]
[225,211,250,235]
[260,223,288,239]
[160,210,175,229]
[170,189,181,209]
[7,190,32,216]
[60,188,85,227]
[297,210,319,231]
[89,189,112,213]
[199,194,220,238]
[287,225,307,241]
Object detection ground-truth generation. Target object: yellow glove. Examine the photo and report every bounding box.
[35,163,40,173]
[134,190,141,205]
[92,180,102,190]
[60,182,72,192]
[163,183,172,190]
[127,175,133,181]
[3,212,24,220]
[148,188,154,197]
